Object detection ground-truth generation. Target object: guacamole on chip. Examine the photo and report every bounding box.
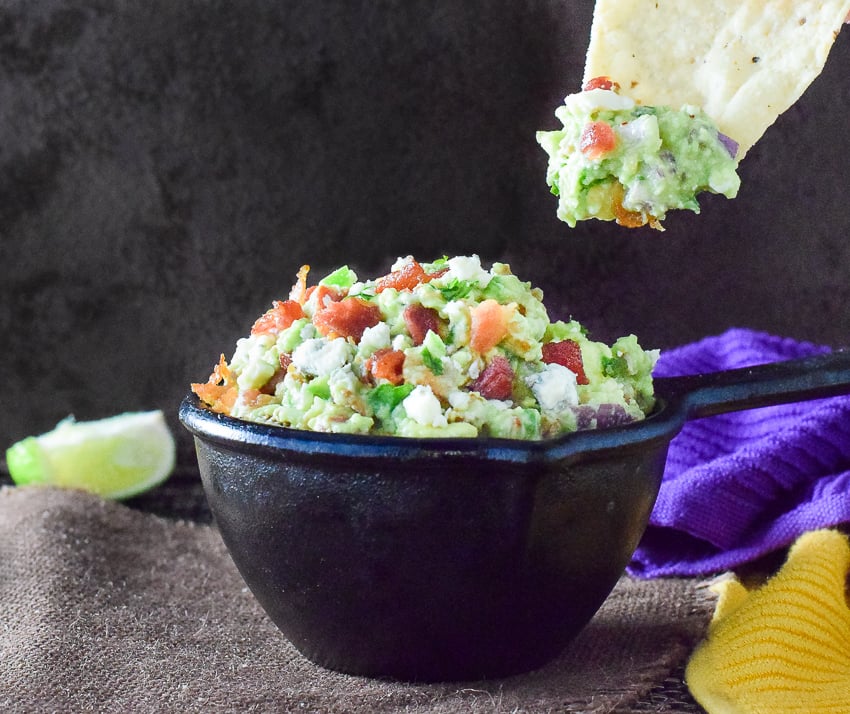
[540,0,850,229]
[537,79,740,229]
[192,256,658,440]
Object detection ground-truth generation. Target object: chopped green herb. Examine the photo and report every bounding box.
[438,279,475,301]
[421,348,444,375]
[602,354,630,379]
[421,330,447,375]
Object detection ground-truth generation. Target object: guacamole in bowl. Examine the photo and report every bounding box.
[192,255,658,440]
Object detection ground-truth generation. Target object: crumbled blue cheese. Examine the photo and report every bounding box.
[403,385,448,427]
[445,255,491,288]
[561,87,635,115]
[442,299,471,347]
[525,364,579,414]
[392,334,413,352]
[359,322,392,356]
[231,335,278,390]
[292,338,352,377]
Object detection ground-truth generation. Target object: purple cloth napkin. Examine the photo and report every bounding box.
[629,328,850,578]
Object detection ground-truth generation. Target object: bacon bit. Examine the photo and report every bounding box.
[610,182,654,229]
[542,340,589,385]
[250,300,305,336]
[289,264,311,304]
[470,356,514,401]
[580,121,618,160]
[613,202,650,228]
[279,353,292,370]
[260,367,287,395]
[211,353,235,386]
[582,76,619,92]
[403,304,442,345]
[375,260,447,293]
[366,348,405,385]
[191,354,238,413]
[313,297,382,342]
[191,382,238,413]
[470,299,514,354]
[241,389,273,408]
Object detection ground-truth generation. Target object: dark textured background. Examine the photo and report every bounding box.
[2,0,849,469]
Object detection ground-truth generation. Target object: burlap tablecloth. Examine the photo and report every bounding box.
[0,484,711,713]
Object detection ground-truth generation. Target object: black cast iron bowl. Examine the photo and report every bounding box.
[179,350,850,682]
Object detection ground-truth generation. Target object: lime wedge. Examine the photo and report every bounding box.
[5,410,176,500]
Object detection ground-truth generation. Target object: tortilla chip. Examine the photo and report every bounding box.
[584,0,850,157]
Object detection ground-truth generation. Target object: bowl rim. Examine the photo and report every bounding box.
[178,393,680,465]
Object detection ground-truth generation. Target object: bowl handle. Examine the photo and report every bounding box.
[654,349,850,422]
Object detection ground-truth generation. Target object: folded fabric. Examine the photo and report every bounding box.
[0,486,714,713]
[629,328,850,578]
[685,529,850,713]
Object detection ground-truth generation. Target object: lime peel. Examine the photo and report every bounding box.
[5,410,176,500]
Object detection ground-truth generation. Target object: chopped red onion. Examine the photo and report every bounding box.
[718,132,739,159]
[572,403,635,431]
[595,403,634,429]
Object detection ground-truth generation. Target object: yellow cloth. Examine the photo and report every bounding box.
[686,529,850,714]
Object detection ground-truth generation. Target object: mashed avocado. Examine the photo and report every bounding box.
[192,256,659,439]
[537,79,740,230]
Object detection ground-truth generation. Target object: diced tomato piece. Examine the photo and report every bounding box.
[375,260,446,293]
[313,297,382,342]
[579,121,617,160]
[304,284,342,308]
[366,348,405,385]
[403,304,442,345]
[470,299,513,353]
[251,300,305,336]
[541,340,589,385]
[582,76,619,92]
[375,260,427,293]
[470,356,514,401]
